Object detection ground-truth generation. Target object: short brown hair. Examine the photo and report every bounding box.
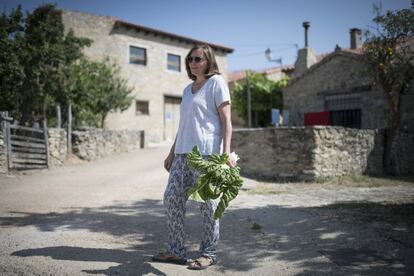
[185,44,221,81]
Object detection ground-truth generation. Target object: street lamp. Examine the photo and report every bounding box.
[265,48,283,66]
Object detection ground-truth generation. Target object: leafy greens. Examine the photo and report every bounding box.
[186,146,243,219]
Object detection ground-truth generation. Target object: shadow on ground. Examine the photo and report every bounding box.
[1,199,413,275]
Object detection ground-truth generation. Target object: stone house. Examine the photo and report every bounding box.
[283,28,414,129]
[61,10,233,142]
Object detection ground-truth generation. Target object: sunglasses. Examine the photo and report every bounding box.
[187,56,205,63]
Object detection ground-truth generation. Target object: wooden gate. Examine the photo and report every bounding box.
[1,114,49,171]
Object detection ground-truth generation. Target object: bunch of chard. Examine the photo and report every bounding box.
[187,146,243,219]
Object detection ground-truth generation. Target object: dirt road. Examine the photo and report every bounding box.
[0,146,413,275]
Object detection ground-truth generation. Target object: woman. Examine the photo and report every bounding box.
[152,44,236,270]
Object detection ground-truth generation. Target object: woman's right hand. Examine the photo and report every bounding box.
[164,152,174,172]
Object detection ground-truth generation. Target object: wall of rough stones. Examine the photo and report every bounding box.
[0,130,6,174]
[232,127,315,181]
[72,128,144,161]
[232,126,385,181]
[48,128,68,167]
[312,127,384,177]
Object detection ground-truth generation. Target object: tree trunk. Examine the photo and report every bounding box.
[383,92,401,175]
[100,114,106,129]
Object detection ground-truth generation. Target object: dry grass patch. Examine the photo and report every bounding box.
[245,174,414,195]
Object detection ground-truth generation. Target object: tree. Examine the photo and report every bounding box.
[232,72,286,127]
[0,4,133,129]
[362,1,414,174]
[63,58,133,128]
[21,4,91,124]
[0,5,25,116]
[0,4,91,124]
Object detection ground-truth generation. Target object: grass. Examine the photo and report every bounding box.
[251,222,263,230]
[246,174,414,195]
[246,184,284,195]
[315,201,414,227]
[323,174,414,187]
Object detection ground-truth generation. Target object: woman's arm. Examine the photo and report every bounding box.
[164,135,177,172]
[218,102,237,167]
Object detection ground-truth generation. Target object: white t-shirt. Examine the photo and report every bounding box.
[174,74,231,155]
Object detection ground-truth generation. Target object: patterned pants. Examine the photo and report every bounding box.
[163,154,220,261]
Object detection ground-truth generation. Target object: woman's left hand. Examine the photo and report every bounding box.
[226,152,239,168]
[227,156,237,168]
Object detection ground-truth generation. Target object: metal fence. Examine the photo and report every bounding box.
[324,92,362,129]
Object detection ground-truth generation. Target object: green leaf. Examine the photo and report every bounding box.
[186,146,244,219]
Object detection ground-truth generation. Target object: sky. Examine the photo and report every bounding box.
[2,0,412,73]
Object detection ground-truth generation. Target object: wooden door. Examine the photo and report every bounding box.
[164,96,182,141]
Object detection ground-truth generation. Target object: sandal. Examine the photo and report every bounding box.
[152,251,187,265]
[187,256,217,270]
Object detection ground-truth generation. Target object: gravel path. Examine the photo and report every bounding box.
[0,146,413,275]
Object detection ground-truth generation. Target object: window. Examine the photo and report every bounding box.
[330,109,361,129]
[129,46,147,65]
[136,100,149,115]
[324,92,362,128]
[167,53,181,72]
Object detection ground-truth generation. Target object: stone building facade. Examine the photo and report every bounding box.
[61,10,233,142]
[0,130,6,174]
[283,48,414,130]
[281,40,414,175]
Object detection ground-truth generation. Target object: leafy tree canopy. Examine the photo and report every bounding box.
[362,1,414,174]
[0,4,133,129]
[232,72,287,127]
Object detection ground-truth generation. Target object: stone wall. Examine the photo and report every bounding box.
[72,128,144,161]
[0,130,6,174]
[232,127,315,181]
[48,128,68,167]
[232,126,384,181]
[313,127,384,177]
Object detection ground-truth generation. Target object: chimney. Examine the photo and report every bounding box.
[294,21,316,77]
[303,21,310,47]
[350,28,362,49]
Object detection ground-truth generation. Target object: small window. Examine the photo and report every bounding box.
[331,109,361,129]
[130,46,147,65]
[136,100,149,115]
[167,53,181,72]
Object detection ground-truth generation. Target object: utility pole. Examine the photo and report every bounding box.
[67,103,72,155]
[246,71,252,128]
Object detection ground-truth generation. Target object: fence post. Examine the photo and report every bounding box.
[43,120,50,168]
[67,103,72,155]
[1,112,13,172]
[5,120,12,171]
[1,119,9,174]
[140,130,145,149]
[56,103,61,128]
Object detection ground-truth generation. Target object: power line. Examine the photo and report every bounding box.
[2,0,7,13]
[232,45,298,58]
[232,51,265,58]
[230,42,298,47]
